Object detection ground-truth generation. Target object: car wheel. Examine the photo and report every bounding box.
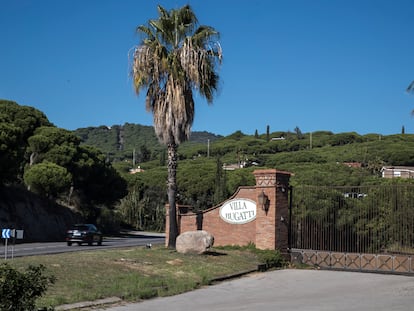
[77,242,82,246]
[97,238,102,246]
[67,242,72,246]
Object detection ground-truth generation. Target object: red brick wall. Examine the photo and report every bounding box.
[166,169,291,251]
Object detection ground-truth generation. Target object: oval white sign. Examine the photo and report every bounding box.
[219,198,257,224]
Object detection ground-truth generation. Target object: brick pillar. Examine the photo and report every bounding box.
[253,169,291,251]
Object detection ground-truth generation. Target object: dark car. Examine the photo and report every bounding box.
[66,224,103,246]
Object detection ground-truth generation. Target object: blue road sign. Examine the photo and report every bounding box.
[2,229,11,239]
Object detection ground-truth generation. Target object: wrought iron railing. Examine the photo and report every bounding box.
[290,185,414,255]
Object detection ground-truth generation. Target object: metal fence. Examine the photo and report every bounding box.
[290,185,414,255]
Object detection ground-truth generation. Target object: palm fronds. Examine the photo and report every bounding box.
[131,4,222,145]
[407,80,414,94]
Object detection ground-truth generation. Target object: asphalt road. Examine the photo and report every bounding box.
[0,232,165,258]
[94,269,414,311]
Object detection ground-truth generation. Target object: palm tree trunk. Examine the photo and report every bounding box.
[167,143,179,248]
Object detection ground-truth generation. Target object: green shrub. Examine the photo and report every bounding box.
[216,244,286,270]
[0,263,55,311]
[253,249,286,269]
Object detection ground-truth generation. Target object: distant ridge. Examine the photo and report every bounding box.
[73,123,222,160]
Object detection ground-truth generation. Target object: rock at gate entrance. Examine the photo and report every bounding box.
[176,230,214,254]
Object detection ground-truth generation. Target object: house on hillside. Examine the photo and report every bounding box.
[223,163,244,171]
[381,166,414,179]
[271,137,285,141]
[129,166,145,174]
[343,162,363,168]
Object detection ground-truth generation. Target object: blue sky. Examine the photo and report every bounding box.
[1,0,414,136]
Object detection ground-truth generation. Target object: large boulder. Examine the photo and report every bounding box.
[176,230,214,254]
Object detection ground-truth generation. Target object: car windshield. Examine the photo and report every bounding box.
[73,225,90,231]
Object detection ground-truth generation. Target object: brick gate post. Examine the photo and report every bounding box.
[253,169,291,251]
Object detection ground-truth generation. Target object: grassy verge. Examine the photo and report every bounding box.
[6,245,286,309]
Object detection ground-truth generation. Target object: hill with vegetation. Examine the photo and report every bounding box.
[82,121,414,230]
[73,124,222,162]
[0,99,127,237]
[2,99,414,235]
[80,124,414,188]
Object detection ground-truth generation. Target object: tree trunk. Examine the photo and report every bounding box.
[167,143,178,248]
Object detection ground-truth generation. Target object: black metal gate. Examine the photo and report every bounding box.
[289,185,414,274]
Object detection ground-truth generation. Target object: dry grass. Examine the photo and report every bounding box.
[7,245,263,309]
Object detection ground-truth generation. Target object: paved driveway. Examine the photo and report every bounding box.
[96,269,414,311]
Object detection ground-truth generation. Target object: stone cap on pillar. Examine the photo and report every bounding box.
[253,169,291,187]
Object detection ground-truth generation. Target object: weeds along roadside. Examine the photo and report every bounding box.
[3,245,287,309]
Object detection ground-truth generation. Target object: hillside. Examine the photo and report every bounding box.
[75,124,414,189]
[0,186,81,242]
[76,125,414,171]
[4,99,414,236]
[73,123,222,162]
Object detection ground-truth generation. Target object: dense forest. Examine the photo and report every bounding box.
[2,99,414,233]
[0,100,127,232]
[73,124,222,163]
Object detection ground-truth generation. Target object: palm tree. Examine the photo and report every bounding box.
[131,5,222,248]
[408,81,414,115]
[407,81,414,93]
